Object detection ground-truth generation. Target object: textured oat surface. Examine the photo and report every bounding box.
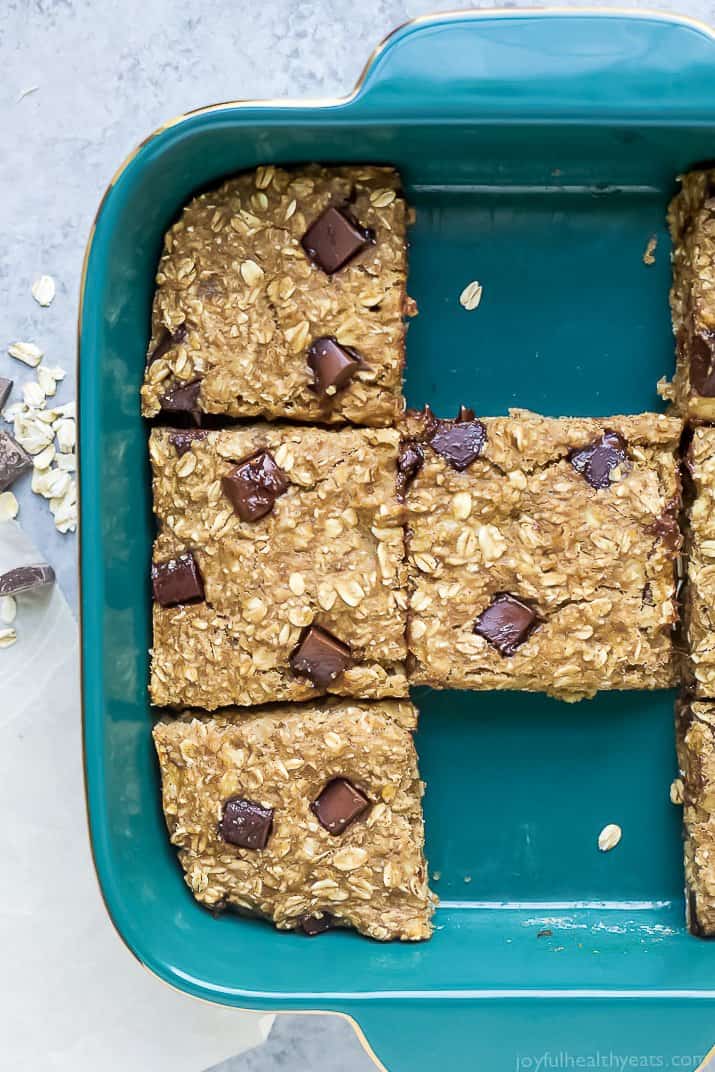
[150,424,407,708]
[405,409,682,702]
[667,169,715,420]
[685,426,715,696]
[153,698,434,941]
[676,697,715,936]
[140,165,408,427]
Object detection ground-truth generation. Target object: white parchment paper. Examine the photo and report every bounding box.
[0,520,272,1072]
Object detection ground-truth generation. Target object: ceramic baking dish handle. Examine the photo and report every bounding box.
[355,12,715,122]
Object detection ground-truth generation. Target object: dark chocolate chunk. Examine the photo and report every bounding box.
[690,330,715,396]
[396,439,424,498]
[642,582,655,607]
[301,205,374,274]
[222,450,289,522]
[148,321,188,365]
[0,563,55,596]
[473,592,539,656]
[307,337,362,395]
[688,886,705,938]
[0,430,32,492]
[219,797,274,850]
[160,378,202,417]
[0,378,12,412]
[311,778,370,835]
[151,551,205,607]
[568,430,628,489]
[649,499,682,551]
[168,428,209,456]
[429,417,487,471]
[299,912,336,936]
[290,625,352,688]
[456,405,475,422]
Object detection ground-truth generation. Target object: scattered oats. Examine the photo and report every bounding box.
[598,823,622,852]
[0,491,19,522]
[8,341,43,367]
[33,443,56,470]
[43,365,66,381]
[0,627,17,649]
[0,596,16,624]
[55,452,75,472]
[53,400,75,420]
[459,280,483,311]
[14,414,54,454]
[670,778,685,805]
[16,85,39,102]
[23,381,45,408]
[643,235,657,266]
[37,366,58,396]
[3,401,26,422]
[35,467,70,499]
[31,274,56,307]
[55,419,76,453]
[50,489,77,533]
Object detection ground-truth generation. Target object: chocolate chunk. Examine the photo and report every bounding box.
[396,439,424,498]
[0,563,55,596]
[168,429,209,456]
[690,330,715,396]
[688,886,705,937]
[569,431,628,489]
[649,499,681,551]
[456,405,475,422]
[219,797,273,850]
[151,551,205,607]
[148,321,188,365]
[430,417,486,471]
[311,778,370,835]
[290,625,352,688]
[222,450,289,522]
[0,430,32,491]
[301,205,374,274]
[299,912,335,936]
[160,377,201,413]
[307,337,362,395]
[0,378,12,412]
[473,592,539,656]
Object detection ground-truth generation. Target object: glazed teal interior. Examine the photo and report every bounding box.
[80,13,715,1069]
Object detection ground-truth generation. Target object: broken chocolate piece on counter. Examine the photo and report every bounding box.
[168,428,209,456]
[691,331,715,397]
[569,430,628,489]
[301,205,374,274]
[0,563,55,596]
[473,592,540,656]
[311,778,370,835]
[307,337,362,395]
[222,450,289,522]
[0,430,32,492]
[429,416,487,471]
[0,378,12,412]
[299,912,336,936]
[148,321,188,365]
[219,797,274,850]
[159,378,202,416]
[152,552,205,607]
[290,625,353,688]
[396,439,424,498]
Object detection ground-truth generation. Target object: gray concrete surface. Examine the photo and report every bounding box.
[4,1,715,1068]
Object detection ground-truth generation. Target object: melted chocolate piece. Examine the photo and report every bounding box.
[0,430,32,491]
[221,450,289,522]
[649,499,682,551]
[148,321,188,365]
[169,429,209,456]
[290,625,352,688]
[0,563,55,596]
[299,912,336,936]
[219,797,274,850]
[429,417,487,471]
[396,439,424,498]
[307,337,362,395]
[568,430,628,489]
[690,330,715,396]
[311,778,370,835]
[0,378,12,412]
[473,593,540,656]
[151,552,205,607]
[301,205,374,274]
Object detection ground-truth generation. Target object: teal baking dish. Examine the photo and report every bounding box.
[79,11,715,1070]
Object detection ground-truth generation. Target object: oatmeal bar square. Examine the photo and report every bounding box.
[667,169,715,419]
[403,408,682,702]
[149,424,407,709]
[676,696,715,936]
[140,165,410,427]
[684,425,715,696]
[152,698,434,942]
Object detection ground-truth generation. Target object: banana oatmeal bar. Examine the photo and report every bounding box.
[152,698,435,941]
[666,168,715,420]
[675,696,715,936]
[402,407,682,702]
[140,165,410,427]
[149,424,407,709]
[683,425,715,696]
